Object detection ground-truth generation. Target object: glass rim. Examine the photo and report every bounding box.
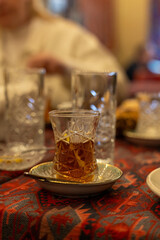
[4,67,46,75]
[49,109,100,117]
[72,69,117,76]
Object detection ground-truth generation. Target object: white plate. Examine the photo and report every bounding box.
[124,130,160,147]
[146,168,160,197]
[25,159,123,198]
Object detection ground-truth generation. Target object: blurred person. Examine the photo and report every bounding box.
[126,45,154,81]
[0,0,129,108]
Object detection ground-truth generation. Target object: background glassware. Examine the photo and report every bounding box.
[72,70,117,165]
[136,92,160,137]
[0,67,6,141]
[4,67,45,153]
[49,109,100,182]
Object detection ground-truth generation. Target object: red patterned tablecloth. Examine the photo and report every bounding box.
[0,129,159,240]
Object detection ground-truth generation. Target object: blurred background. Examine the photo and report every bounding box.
[43,0,159,72]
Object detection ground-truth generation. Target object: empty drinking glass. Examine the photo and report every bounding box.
[4,67,45,151]
[72,70,117,165]
[136,92,160,137]
[0,67,46,171]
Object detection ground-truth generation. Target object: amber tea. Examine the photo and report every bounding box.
[49,109,100,182]
[54,137,97,181]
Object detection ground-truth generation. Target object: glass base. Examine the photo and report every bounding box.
[52,164,98,183]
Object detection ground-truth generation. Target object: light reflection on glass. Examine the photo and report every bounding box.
[28,103,34,110]
[109,72,116,76]
[90,104,98,111]
[29,98,35,103]
[90,90,97,97]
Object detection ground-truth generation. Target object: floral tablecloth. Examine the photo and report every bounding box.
[0,129,159,240]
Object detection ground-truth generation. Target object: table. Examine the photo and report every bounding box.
[0,128,159,240]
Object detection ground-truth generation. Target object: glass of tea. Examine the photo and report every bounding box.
[49,109,100,182]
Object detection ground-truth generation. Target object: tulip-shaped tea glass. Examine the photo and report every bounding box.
[49,110,100,182]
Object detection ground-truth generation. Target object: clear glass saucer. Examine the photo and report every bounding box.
[0,146,54,171]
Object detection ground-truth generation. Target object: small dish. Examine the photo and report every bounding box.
[146,168,160,197]
[0,148,48,171]
[124,130,160,147]
[24,159,123,198]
